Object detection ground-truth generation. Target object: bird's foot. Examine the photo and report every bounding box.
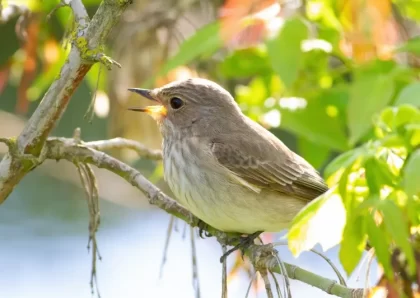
[219,231,263,263]
[197,219,212,239]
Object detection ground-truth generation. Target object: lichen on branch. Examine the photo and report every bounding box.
[0,0,130,202]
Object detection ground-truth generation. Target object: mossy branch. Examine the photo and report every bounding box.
[0,0,131,202]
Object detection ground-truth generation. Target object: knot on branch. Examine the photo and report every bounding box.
[249,243,278,271]
[0,137,47,170]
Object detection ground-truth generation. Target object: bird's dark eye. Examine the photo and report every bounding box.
[170,97,184,109]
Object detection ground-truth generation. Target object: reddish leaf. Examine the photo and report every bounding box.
[0,62,11,96]
[42,38,60,71]
[16,16,39,114]
[219,0,279,49]
[338,0,399,62]
[155,66,198,87]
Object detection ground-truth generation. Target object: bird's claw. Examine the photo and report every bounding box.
[219,231,262,263]
[197,220,212,239]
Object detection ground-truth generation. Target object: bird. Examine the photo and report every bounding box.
[128,78,329,261]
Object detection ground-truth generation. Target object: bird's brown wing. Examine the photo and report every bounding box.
[211,137,329,202]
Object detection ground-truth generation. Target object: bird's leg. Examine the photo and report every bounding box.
[197,219,212,239]
[219,231,263,263]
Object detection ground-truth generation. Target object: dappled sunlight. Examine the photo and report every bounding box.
[278,97,307,111]
[301,39,333,53]
[94,91,110,119]
[260,109,281,128]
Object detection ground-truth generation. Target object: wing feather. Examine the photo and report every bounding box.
[211,139,328,202]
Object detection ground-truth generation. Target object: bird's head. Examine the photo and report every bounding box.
[128,78,242,137]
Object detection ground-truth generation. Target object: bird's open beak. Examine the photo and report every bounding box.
[127,88,167,118]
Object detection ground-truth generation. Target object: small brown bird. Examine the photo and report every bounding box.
[128,78,329,259]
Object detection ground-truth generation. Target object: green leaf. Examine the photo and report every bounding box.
[288,189,346,256]
[324,147,364,178]
[364,157,397,194]
[407,196,420,226]
[366,214,393,279]
[236,77,268,106]
[395,82,420,106]
[407,124,420,147]
[338,164,353,207]
[219,48,272,78]
[157,22,221,78]
[297,138,330,169]
[348,73,395,144]
[280,106,349,151]
[339,215,366,276]
[393,1,420,21]
[0,17,20,66]
[403,149,420,197]
[395,104,420,129]
[377,106,396,131]
[378,200,416,276]
[280,98,349,151]
[27,48,67,101]
[266,18,308,88]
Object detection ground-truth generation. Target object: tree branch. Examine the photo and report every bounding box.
[85,138,162,160]
[250,245,364,298]
[41,137,363,298]
[0,0,132,203]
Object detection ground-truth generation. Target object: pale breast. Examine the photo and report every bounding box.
[163,137,216,212]
[162,138,307,234]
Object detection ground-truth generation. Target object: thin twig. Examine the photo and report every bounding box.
[75,161,101,297]
[272,241,346,287]
[85,164,102,297]
[222,244,228,298]
[0,138,14,149]
[249,244,364,298]
[159,215,175,279]
[363,248,375,298]
[46,0,66,20]
[269,270,283,298]
[356,247,374,283]
[310,249,347,287]
[261,269,274,298]
[270,242,291,298]
[183,221,188,239]
[190,226,201,298]
[84,63,103,123]
[245,271,258,298]
[174,217,179,232]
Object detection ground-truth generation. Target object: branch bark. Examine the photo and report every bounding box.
[42,136,363,298]
[0,0,132,202]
